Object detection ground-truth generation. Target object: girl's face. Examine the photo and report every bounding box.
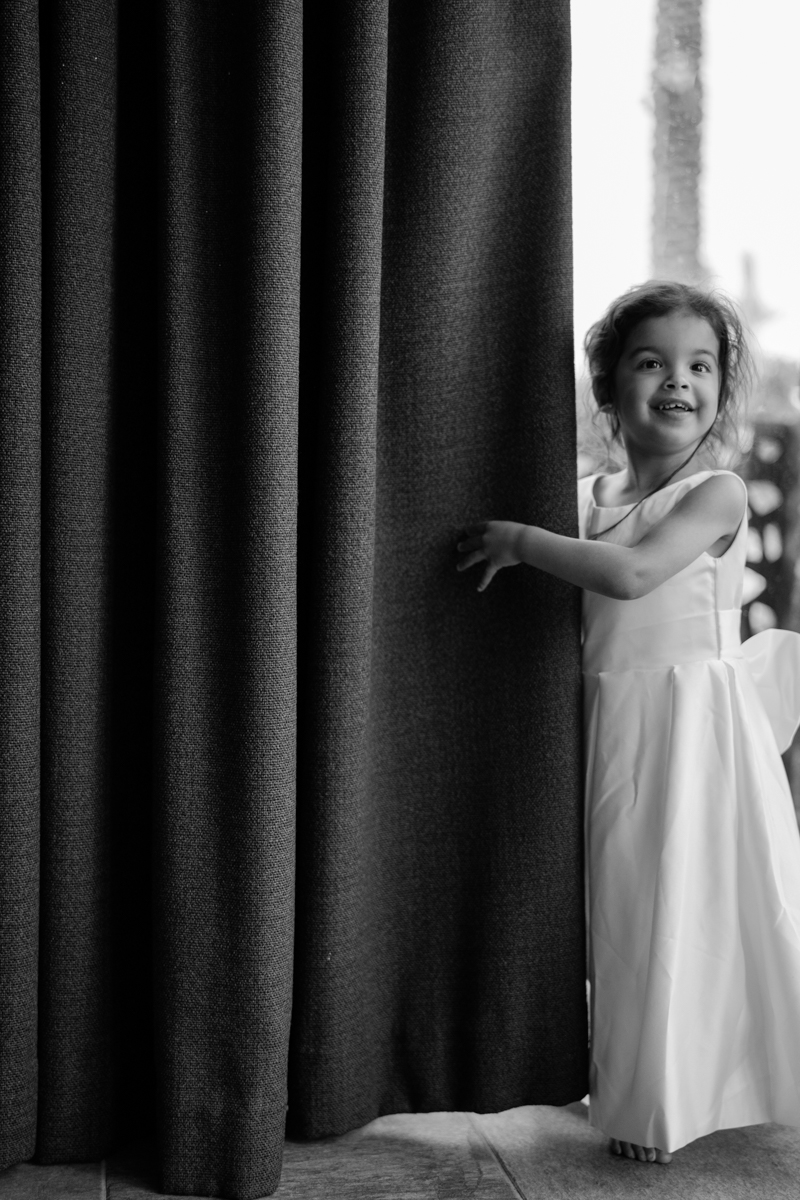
[611,312,721,458]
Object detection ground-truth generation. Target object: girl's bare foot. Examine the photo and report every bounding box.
[609,1137,672,1163]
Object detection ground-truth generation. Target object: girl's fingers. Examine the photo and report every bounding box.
[456,525,489,555]
[456,550,485,571]
[477,564,496,591]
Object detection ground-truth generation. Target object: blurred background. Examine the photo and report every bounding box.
[571,0,800,809]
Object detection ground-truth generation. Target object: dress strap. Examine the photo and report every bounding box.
[710,468,749,511]
[577,473,598,540]
[708,470,749,541]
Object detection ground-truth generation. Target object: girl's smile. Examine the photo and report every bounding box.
[611,312,721,455]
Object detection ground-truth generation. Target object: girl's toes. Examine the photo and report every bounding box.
[655,1149,673,1164]
[645,1147,656,1162]
[609,1138,622,1155]
[634,1144,648,1161]
[621,1141,635,1159]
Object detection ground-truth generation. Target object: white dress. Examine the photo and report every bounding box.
[579,467,800,1153]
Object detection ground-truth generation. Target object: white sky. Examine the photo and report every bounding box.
[571,0,800,365]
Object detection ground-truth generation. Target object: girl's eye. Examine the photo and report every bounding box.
[639,358,661,369]
[692,362,711,372]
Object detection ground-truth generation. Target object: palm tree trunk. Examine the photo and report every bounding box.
[652,0,704,283]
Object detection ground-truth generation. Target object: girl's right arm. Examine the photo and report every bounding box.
[457,472,746,598]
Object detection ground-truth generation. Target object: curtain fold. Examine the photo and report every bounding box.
[38,0,119,1158]
[0,2,585,1198]
[155,3,302,1195]
[291,0,390,1138]
[0,0,41,1170]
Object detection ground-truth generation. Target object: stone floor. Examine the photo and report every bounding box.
[3,1102,800,1199]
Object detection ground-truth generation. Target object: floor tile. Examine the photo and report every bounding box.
[50,1106,800,1200]
[474,1101,800,1199]
[0,1161,103,1200]
[106,1115,518,1200]
[276,1112,517,1199]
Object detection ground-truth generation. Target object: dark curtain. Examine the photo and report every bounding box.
[0,1,586,1198]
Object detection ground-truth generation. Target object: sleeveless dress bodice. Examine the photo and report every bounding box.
[581,470,746,674]
[578,468,800,1153]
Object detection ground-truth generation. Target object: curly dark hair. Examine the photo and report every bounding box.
[583,280,755,460]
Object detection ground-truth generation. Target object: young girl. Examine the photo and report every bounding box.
[456,281,800,1164]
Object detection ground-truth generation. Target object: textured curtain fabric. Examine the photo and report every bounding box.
[0,1,586,1198]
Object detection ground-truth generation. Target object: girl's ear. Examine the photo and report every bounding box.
[597,397,621,442]
[591,379,611,410]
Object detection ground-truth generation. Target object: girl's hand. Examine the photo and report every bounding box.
[456,521,526,591]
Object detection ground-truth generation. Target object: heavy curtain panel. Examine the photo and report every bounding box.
[0,1,586,1197]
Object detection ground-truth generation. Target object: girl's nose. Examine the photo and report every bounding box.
[665,378,689,390]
